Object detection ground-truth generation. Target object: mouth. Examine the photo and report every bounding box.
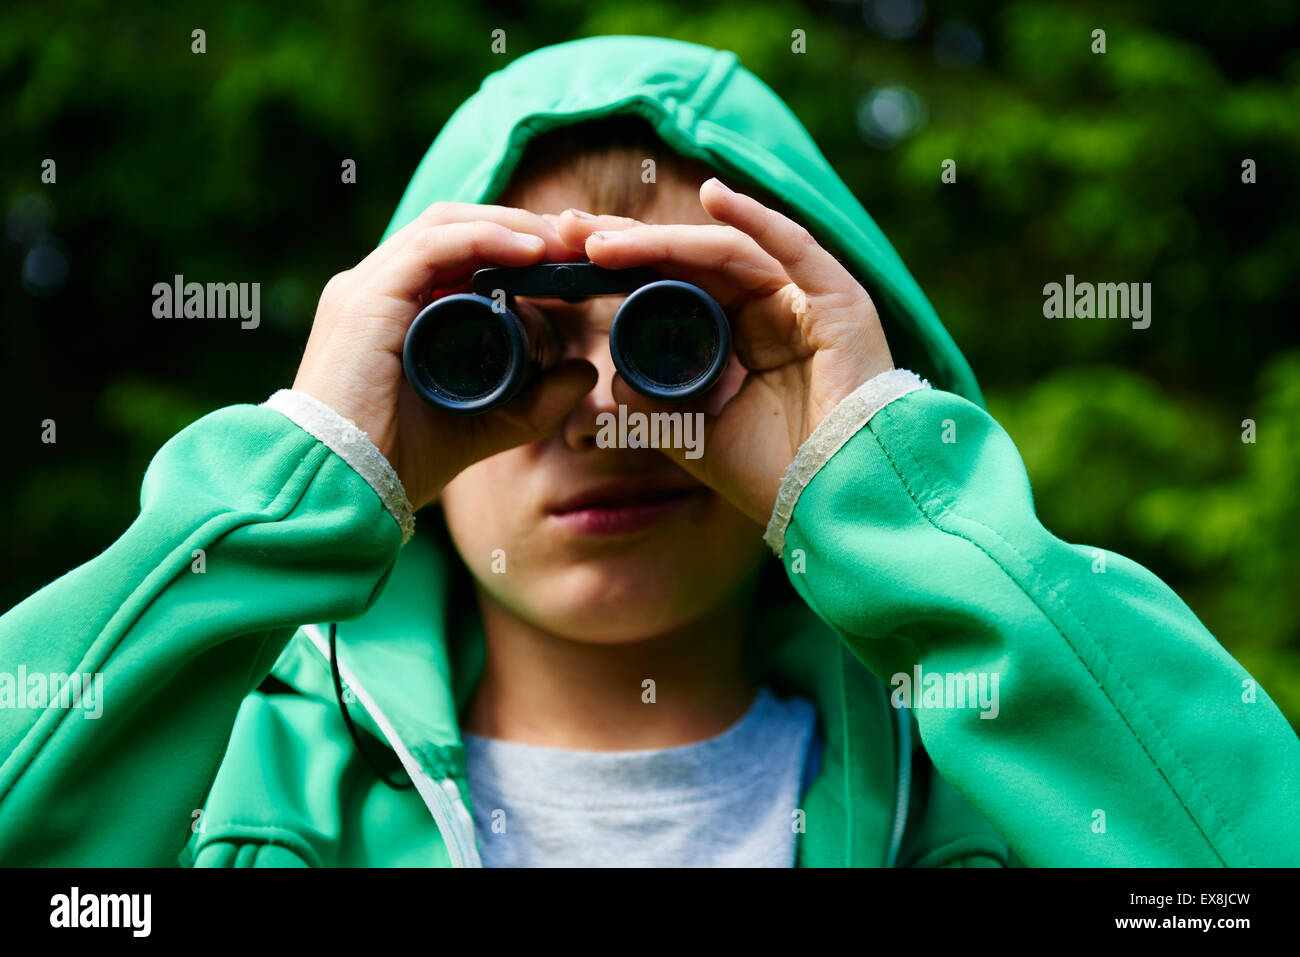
[546,479,706,536]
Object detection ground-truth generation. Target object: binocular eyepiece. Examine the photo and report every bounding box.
[402,262,730,415]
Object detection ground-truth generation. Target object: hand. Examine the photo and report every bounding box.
[293,203,597,511]
[550,178,894,525]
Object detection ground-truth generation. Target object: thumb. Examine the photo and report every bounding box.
[479,358,598,451]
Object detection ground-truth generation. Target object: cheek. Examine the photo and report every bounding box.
[440,454,529,578]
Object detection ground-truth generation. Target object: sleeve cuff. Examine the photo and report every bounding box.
[261,389,415,545]
[762,368,930,558]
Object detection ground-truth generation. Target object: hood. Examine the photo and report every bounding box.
[381,35,981,404]
[273,34,978,867]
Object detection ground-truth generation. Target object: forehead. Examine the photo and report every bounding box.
[508,169,716,226]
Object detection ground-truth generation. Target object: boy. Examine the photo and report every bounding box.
[0,35,1296,867]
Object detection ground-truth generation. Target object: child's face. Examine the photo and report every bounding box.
[439,171,769,643]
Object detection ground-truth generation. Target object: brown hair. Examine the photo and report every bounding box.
[495,113,796,222]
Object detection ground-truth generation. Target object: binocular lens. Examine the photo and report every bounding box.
[610,281,730,401]
[425,302,511,398]
[403,294,528,414]
[618,293,714,384]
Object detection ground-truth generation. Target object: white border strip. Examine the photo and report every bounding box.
[301,624,481,867]
[764,369,929,557]
[262,389,415,544]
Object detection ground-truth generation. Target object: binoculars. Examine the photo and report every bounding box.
[402,262,730,415]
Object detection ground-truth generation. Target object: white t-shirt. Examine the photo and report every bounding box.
[462,686,820,867]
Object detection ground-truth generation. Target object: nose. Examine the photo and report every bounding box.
[557,297,624,452]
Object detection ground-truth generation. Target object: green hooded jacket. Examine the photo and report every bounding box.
[1,35,1296,868]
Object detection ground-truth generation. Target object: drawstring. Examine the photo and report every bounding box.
[329,622,413,791]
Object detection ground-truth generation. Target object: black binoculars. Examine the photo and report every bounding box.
[402,261,730,415]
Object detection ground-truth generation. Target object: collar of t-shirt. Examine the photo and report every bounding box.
[461,685,820,867]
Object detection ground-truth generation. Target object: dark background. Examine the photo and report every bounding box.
[3,0,1297,726]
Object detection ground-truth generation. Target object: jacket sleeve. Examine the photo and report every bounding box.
[777,383,1300,867]
[0,402,405,866]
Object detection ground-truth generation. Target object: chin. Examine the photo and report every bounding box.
[459,510,769,644]
[489,558,715,644]
[548,561,702,641]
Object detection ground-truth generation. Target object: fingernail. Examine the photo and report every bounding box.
[591,231,609,241]
[706,177,734,194]
[512,231,544,244]
[565,208,596,220]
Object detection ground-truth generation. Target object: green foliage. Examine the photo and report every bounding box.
[2,1,1296,723]
[989,351,1300,726]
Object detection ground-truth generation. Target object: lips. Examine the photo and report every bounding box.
[548,478,700,514]
[546,478,705,536]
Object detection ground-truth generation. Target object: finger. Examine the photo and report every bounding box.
[557,212,771,315]
[583,223,788,306]
[698,179,860,301]
[477,358,599,451]
[370,220,549,302]
[551,208,644,250]
[422,203,577,262]
[359,203,577,280]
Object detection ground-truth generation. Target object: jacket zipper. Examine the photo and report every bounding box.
[302,624,482,867]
